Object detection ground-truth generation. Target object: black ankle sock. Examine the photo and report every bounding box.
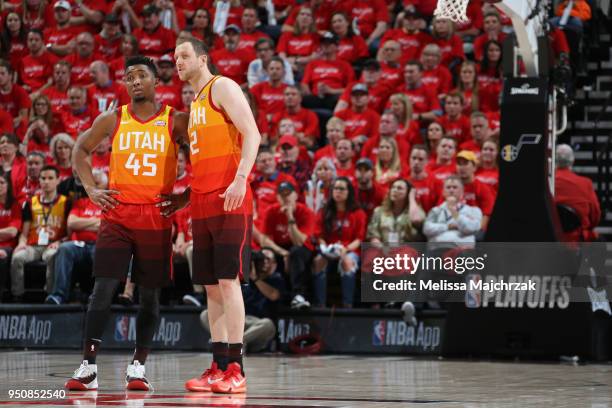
[212,342,229,371]
[83,338,101,364]
[133,347,150,364]
[227,343,244,375]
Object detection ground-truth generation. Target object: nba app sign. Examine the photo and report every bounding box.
[115,315,182,346]
[372,320,440,351]
[0,315,52,345]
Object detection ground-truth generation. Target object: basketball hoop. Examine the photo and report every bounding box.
[433,0,470,23]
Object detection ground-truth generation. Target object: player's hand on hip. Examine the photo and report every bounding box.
[219,178,246,212]
[157,189,190,217]
[88,188,120,211]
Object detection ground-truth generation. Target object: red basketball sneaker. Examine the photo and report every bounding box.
[211,363,247,394]
[184,362,225,392]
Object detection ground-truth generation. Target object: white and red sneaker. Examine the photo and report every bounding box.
[126,360,153,391]
[211,362,247,394]
[65,361,98,391]
[184,362,225,392]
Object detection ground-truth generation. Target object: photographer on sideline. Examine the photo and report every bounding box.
[199,247,287,352]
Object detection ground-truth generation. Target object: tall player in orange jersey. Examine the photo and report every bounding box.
[162,37,261,394]
[65,56,189,392]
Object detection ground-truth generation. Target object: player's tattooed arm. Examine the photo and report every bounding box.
[73,110,120,211]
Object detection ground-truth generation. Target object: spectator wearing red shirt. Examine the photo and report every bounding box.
[30,94,65,136]
[42,60,71,114]
[45,169,106,304]
[210,0,244,30]
[0,60,30,131]
[210,24,251,85]
[0,109,13,135]
[271,86,320,147]
[313,177,366,308]
[459,111,490,153]
[340,0,389,48]
[304,157,336,213]
[247,38,295,87]
[430,17,465,70]
[132,4,177,60]
[301,32,355,112]
[154,55,183,110]
[377,40,403,89]
[330,12,368,65]
[388,93,422,147]
[0,134,26,197]
[426,121,445,163]
[477,40,503,91]
[314,117,346,164]
[109,34,140,85]
[60,86,94,139]
[49,133,74,181]
[252,147,299,217]
[336,59,393,114]
[236,6,270,62]
[277,6,320,74]
[15,151,44,205]
[473,11,507,61]
[408,145,442,213]
[456,150,494,229]
[420,43,453,99]
[427,136,457,181]
[63,32,100,86]
[333,139,356,181]
[354,157,386,218]
[0,171,21,297]
[91,136,111,177]
[23,117,51,157]
[189,8,220,49]
[396,61,442,125]
[438,92,471,146]
[44,1,79,58]
[251,57,288,121]
[454,0,484,41]
[278,135,313,190]
[260,181,316,310]
[19,29,59,93]
[475,139,499,193]
[362,111,410,164]
[282,1,334,34]
[0,12,29,70]
[95,13,123,60]
[453,60,480,115]
[379,8,432,64]
[336,84,380,147]
[374,137,406,189]
[554,144,601,242]
[88,61,130,115]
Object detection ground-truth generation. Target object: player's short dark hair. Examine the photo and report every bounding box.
[176,37,208,57]
[125,55,158,78]
[40,165,59,178]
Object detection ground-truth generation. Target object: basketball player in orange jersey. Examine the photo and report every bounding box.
[65,56,189,391]
[160,37,261,394]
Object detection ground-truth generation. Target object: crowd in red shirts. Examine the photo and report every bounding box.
[0,0,588,308]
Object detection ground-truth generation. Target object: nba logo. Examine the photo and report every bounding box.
[465,274,482,308]
[114,316,129,341]
[372,321,386,346]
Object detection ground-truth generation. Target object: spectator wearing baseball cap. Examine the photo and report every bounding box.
[209,24,251,85]
[455,150,495,229]
[379,7,432,65]
[354,158,386,218]
[270,86,320,149]
[329,12,368,65]
[44,1,79,58]
[301,31,355,114]
[259,181,317,310]
[132,4,177,60]
[335,59,393,114]
[94,14,123,61]
[277,134,313,190]
[335,83,381,148]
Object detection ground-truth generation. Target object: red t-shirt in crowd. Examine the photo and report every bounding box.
[87,82,130,115]
[335,108,380,141]
[15,177,40,205]
[0,201,22,247]
[263,202,316,250]
[132,25,177,59]
[355,183,386,218]
[313,145,335,164]
[95,34,122,60]
[276,32,319,57]
[473,32,508,61]
[341,0,389,39]
[237,31,270,62]
[63,52,102,86]
[461,178,495,216]
[379,62,403,89]
[437,114,471,145]
[475,167,499,193]
[339,80,393,113]
[285,4,333,32]
[380,30,432,64]
[251,171,299,217]
[422,65,453,96]
[427,161,457,181]
[175,207,193,242]
[271,108,320,139]
[92,151,110,175]
[156,82,183,111]
[361,133,410,163]
[42,86,69,113]
[61,109,94,139]
[431,35,465,66]
[337,35,369,64]
[314,208,367,252]
[44,25,79,47]
[6,37,28,70]
[555,168,601,241]
[109,57,127,83]
[0,109,12,134]
[69,197,102,242]
[19,52,59,92]
[250,81,287,116]
[210,48,250,85]
[395,82,441,114]
[301,59,355,96]
[0,84,33,118]
[409,174,442,213]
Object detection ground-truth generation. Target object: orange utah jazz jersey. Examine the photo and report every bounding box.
[188,76,242,194]
[109,104,178,204]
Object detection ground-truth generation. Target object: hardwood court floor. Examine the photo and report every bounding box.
[0,351,610,407]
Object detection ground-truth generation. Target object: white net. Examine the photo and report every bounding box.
[433,0,470,23]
